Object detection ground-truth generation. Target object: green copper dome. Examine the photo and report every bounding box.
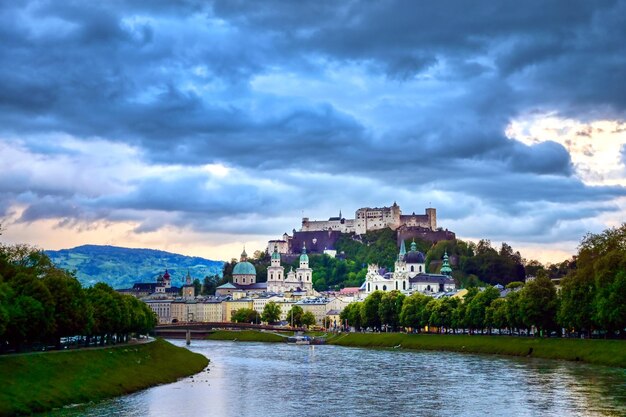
[233,261,256,276]
[299,243,309,263]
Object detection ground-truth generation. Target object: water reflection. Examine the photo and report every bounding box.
[46,340,626,417]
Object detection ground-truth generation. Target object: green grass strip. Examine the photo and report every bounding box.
[205,330,286,343]
[326,333,626,368]
[0,339,208,416]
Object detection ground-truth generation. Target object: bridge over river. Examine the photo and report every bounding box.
[153,322,305,339]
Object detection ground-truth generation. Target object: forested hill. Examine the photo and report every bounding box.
[227,228,561,292]
[45,245,223,289]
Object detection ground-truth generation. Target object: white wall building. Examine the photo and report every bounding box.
[363,242,455,296]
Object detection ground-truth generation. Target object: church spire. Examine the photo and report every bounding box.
[398,239,406,261]
[441,250,452,276]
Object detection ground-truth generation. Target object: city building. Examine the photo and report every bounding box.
[300,202,436,234]
[269,202,454,256]
[216,245,315,296]
[363,243,456,295]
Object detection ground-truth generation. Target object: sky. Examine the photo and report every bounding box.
[1,0,625,264]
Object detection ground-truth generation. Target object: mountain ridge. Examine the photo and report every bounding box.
[45,244,224,289]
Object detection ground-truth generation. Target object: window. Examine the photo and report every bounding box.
[411,265,414,272]
[395,281,398,290]
[419,266,422,272]
[403,281,406,290]
[382,285,387,291]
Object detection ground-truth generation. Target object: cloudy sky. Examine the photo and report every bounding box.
[1,0,625,263]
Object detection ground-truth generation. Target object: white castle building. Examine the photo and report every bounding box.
[301,202,437,235]
[363,241,455,295]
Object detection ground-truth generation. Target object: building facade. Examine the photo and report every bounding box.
[363,243,455,295]
[299,202,436,235]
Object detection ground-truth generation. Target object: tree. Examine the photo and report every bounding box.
[43,269,90,347]
[261,301,281,324]
[519,276,558,334]
[193,279,202,296]
[301,312,316,328]
[558,272,595,335]
[361,291,384,330]
[231,308,259,324]
[594,270,626,335]
[340,302,363,330]
[286,305,304,327]
[465,286,500,333]
[399,293,431,331]
[504,290,524,332]
[378,290,405,331]
[485,298,508,332]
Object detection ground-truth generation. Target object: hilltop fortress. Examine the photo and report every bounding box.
[301,202,436,234]
[268,202,455,256]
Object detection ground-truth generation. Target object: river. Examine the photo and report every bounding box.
[48,339,626,416]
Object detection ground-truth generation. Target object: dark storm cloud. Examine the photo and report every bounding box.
[1,0,625,243]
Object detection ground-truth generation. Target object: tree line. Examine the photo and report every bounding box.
[340,224,626,337]
[0,244,157,352]
[230,302,317,328]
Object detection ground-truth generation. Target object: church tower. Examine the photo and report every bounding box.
[440,251,453,276]
[183,270,195,299]
[267,244,285,292]
[296,243,313,293]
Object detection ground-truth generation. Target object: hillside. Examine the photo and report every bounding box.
[45,245,223,289]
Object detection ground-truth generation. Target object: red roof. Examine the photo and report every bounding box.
[339,287,360,295]
[163,269,170,279]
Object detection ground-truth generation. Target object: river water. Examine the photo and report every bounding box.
[48,339,626,417]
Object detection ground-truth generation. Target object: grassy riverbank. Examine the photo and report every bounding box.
[326,333,626,368]
[0,338,209,416]
[206,330,286,342]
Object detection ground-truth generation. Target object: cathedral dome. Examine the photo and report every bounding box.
[405,251,425,264]
[233,261,256,275]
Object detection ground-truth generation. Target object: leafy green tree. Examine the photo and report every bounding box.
[231,308,260,324]
[399,292,431,331]
[485,298,508,332]
[313,277,327,292]
[465,286,500,332]
[504,290,524,332]
[558,272,595,335]
[594,270,626,335]
[286,305,304,327]
[340,302,363,330]
[43,270,90,347]
[87,283,122,345]
[301,311,316,328]
[378,290,405,331]
[193,279,202,296]
[519,276,558,334]
[261,301,281,324]
[0,283,9,339]
[361,291,384,330]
